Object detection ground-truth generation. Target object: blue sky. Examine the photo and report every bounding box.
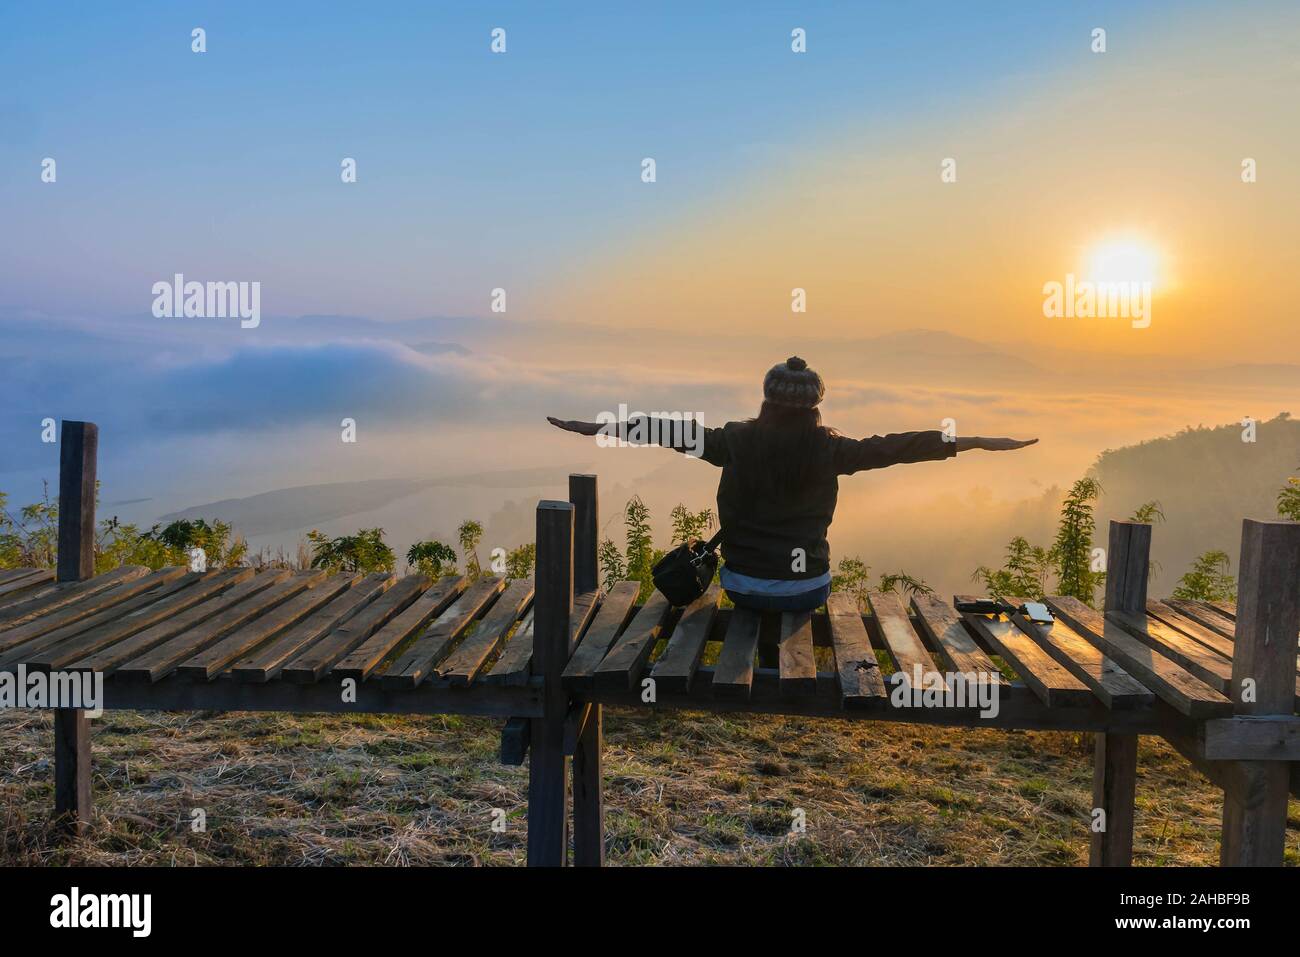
[0,0,1185,321]
[3,0,1293,552]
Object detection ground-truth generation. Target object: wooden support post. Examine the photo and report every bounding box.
[568,474,604,866]
[1091,520,1148,866]
[1220,519,1300,866]
[54,420,97,836]
[527,500,573,866]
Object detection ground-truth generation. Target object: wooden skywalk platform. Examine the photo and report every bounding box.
[4,421,1299,867]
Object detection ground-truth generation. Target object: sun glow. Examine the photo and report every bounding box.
[1086,239,1163,289]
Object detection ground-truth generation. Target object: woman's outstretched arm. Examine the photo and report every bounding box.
[547,415,728,465]
[954,436,1038,452]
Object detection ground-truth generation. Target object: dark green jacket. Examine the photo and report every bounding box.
[692,421,956,581]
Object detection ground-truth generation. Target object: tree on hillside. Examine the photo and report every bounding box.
[1172,549,1236,603]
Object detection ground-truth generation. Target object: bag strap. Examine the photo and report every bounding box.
[701,528,724,553]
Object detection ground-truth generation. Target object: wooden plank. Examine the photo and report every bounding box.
[562,581,640,689]
[592,591,672,691]
[648,585,721,693]
[0,568,44,586]
[1008,610,1153,710]
[176,573,360,679]
[1208,599,1238,619]
[1204,716,1300,760]
[487,610,535,686]
[374,578,505,688]
[712,606,761,699]
[280,574,429,684]
[1108,609,1246,698]
[867,591,940,683]
[434,578,534,686]
[1164,598,1237,640]
[955,594,1092,708]
[0,569,53,600]
[98,566,301,681]
[826,591,887,707]
[0,565,150,628]
[1145,600,1237,662]
[777,610,817,696]
[911,593,1008,691]
[0,566,186,653]
[333,575,474,681]
[485,590,600,686]
[28,570,252,672]
[53,706,91,835]
[115,571,323,681]
[1045,596,1232,719]
[230,573,396,682]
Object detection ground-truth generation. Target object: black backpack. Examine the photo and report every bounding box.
[651,530,723,607]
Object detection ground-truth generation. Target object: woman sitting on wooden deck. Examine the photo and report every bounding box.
[548,356,1036,612]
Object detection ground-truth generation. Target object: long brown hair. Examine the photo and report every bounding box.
[737,401,831,496]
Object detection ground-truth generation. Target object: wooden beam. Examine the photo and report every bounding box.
[527,500,572,866]
[1204,716,1300,760]
[777,610,817,696]
[1090,732,1137,866]
[56,421,97,584]
[500,716,531,765]
[572,702,604,866]
[569,474,599,596]
[53,420,97,837]
[1221,519,1300,867]
[712,607,761,699]
[957,596,1092,708]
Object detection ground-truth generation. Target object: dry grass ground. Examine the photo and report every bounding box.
[1,708,1296,866]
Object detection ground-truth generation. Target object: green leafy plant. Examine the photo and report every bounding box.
[1053,477,1103,606]
[457,521,484,578]
[972,536,1052,599]
[1278,471,1300,521]
[406,540,458,579]
[1172,549,1237,602]
[308,528,395,573]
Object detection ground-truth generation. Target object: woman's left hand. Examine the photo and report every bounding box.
[547,416,602,436]
[956,436,1038,452]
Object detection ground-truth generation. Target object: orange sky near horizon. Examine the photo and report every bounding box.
[534,9,1299,365]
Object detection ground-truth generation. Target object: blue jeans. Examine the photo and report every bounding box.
[725,583,831,612]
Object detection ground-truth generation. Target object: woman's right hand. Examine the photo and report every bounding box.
[547,416,602,437]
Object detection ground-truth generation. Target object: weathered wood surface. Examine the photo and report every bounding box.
[1009,609,1153,709]
[335,575,474,682]
[648,585,720,693]
[61,569,263,674]
[231,573,395,682]
[911,593,1008,690]
[1045,596,1232,719]
[378,577,506,688]
[0,569,54,604]
[592,591,672,691]
[117,570,324,681]
[1204,716,1300,760]
[712,606,761,699]
[0,565,150,628]
[487,590,599,686]
[868,591,940,683]
[0,566,186,654]
[436,578,535,686]
[178,573,359,679]
[956,595,1091,708]
[562,581,639,689]
[826,592,886,707]
[281,574,429,683]
[777,610,817,696]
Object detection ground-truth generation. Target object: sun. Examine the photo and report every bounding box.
[1085,239,1162,288]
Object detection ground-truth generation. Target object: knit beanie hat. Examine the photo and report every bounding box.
[763,356,825,408]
